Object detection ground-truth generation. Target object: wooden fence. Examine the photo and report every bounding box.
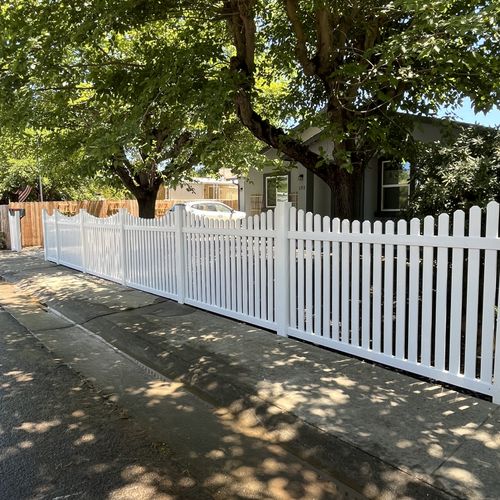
[6,199,238,247]
[43,201,500,402]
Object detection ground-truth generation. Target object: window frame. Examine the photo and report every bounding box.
[380,160,411,213]
[263,173,290,209]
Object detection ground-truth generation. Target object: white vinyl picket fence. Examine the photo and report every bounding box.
[43,202,500,403]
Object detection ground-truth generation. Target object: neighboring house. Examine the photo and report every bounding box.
[159,172,238,203]
[239,115,462,220]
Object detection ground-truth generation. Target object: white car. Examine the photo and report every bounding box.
[177,201,246,220]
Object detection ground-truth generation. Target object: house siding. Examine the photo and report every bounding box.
[240,116,460,220]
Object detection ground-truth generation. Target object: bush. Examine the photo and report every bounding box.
[408,127,500,217]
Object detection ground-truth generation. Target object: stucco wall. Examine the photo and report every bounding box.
[165,185,205,200]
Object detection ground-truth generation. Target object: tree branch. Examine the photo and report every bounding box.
[165,130,193,159]
[315,5,333,76]
[224,0,255,75]
[111,155,142,197]
[283,0,316,75]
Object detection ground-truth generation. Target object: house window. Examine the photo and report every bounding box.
[264,174,289,208]
[380,160,410,212]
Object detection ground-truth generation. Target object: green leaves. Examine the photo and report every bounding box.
[1,0,497,214]
[408,127,500,216]
[0,0,267,203]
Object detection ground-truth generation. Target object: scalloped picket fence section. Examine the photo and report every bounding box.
[43,202,500,402]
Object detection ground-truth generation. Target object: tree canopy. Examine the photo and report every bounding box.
[1,0,498,218]
[0,0,268,216]
[220,0,499,217]
[0,128,128,203]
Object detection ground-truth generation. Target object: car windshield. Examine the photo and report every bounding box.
[213,204,232,213]
[191,203,232,213]
[191,203,207,211]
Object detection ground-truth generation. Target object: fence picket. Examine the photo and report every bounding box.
[314,214,322,335]
[435,214,449,370]
[241,218,247,314]
[421,216,435,366]
[351,221,360,346]
[289,207,297,330]
[210,219,217,305]
[230,219,237,311]
[331,218,340,341]
[341,219,350,343]
[305,212,314,333]
[449,211,465,375]
[267,210,274,322]
[247,217,254,316]
[322,216,331,338]
[197,217,203,302]
[383,221,395,356]
[408,219,421,363]
[481,202,499,382]
[260,212,267,320]
[464,207,482,378]
[395,220,407,359]
[235,219,242,312]
[361,221,371,350]
[297,211,305,333]
[372,221,383,352]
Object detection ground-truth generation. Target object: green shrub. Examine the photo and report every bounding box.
[408,127,500,217]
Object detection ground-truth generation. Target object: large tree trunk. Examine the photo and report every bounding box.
[136,188,159,219]
[225,0,379,221]
[111,158,162,219]
[323,166,361,220]
[331,170,356,220]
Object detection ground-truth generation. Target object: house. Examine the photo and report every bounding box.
[158,169,238,204]
[239,115,462,220]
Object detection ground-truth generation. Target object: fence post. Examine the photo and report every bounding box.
[54,210,61,264]
[119,208,127,286]
[8,210,22,252]
[275,201,292,337]
[493,279,500,404]
[175,204,186,304]
[79,209,87,273]
[42,209,48,260]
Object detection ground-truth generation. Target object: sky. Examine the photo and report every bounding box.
[437,97,499,127]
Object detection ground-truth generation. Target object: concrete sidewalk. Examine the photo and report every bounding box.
[0,303,211,499]
[1,249,499,499]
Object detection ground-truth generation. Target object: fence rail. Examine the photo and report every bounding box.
[43,202,500,403]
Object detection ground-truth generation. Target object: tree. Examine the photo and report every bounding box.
[219,0,499,218]
[4,2,497,219]
[408,126,500,217]
[0,1,267,217]
[0,129,129,203]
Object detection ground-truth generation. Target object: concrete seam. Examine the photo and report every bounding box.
[29,324,76,333]
[47,306,178,387]
[77,302,173,326]
[429,405,500,477]
[37,302,168,327]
